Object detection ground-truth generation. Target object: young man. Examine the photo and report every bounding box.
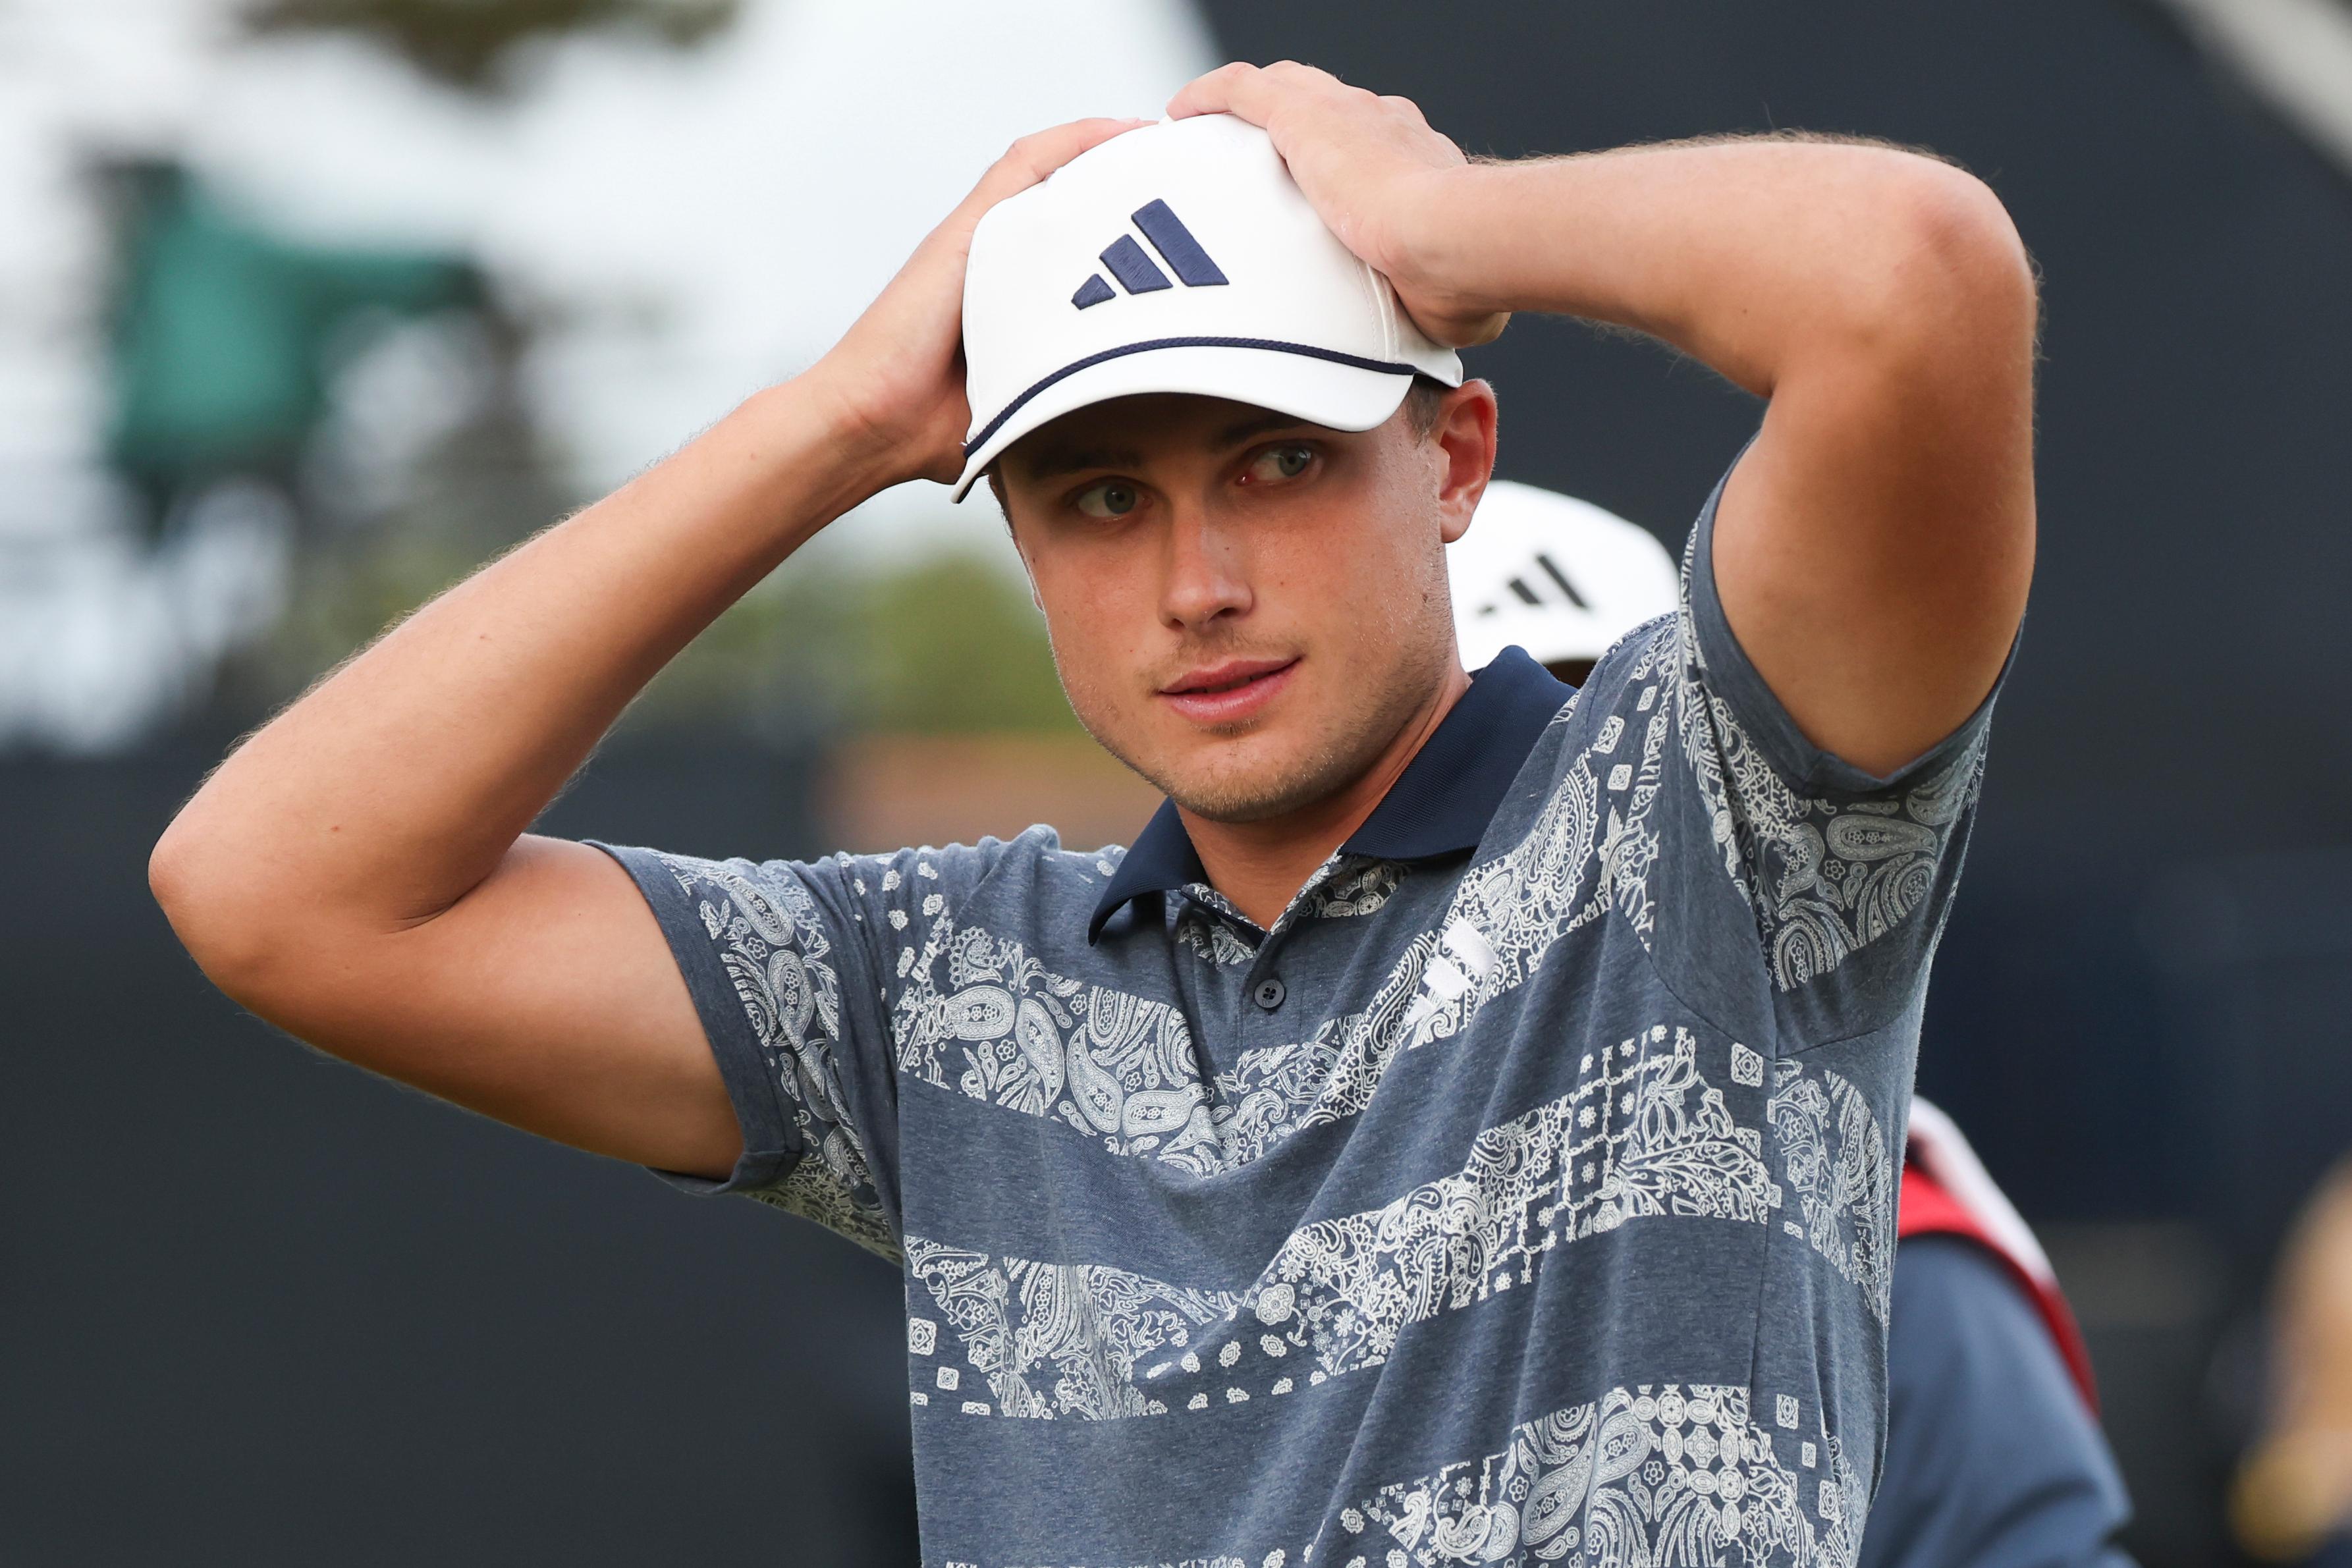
[152,63,2037,1566]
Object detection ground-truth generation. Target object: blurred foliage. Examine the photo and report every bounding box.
[241,0,740,88]
[859,556,1078,734]
[234,487,1080,745]
[630,550,1083,742]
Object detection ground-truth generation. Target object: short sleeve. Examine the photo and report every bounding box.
[594,842,904,1261]
[1660,453,2008,1043]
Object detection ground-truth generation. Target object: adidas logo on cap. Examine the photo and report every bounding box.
[1072,200,1228,310]
[954,115,1463,500]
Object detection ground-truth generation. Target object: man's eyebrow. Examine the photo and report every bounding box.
[1020,446,1145,482]
[1213,411,1319,448]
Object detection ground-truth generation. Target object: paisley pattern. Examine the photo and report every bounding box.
[905,1025,1781,1419]
[1176,907,1259,967]
[881,679,1674,1179]
[1768,1060,1898,1323]
[890,910,1226,1170]
[1234,1025,1777,1384]
[1305,859,1407,919]
[936,1388,1857,1567]
[904,1239,1235,1420]
[661,853,898,1260]
[1328,1384,1862,1568]
[1669,533,1988,992]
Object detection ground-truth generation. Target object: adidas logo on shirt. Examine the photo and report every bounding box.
[1072,199,1228,310]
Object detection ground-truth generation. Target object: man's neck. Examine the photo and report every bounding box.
[1176,664,1473,930]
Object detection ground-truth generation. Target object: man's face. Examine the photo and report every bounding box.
[997,386,1495,824]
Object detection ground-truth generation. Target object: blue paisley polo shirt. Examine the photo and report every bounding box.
[596,457,2001,1568]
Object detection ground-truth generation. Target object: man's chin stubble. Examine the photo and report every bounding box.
[1129,725,1390,826]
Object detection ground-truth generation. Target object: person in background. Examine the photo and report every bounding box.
[2235,1158,2352,1567]
[1453,480,2137,1567]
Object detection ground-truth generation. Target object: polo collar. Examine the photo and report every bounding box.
[1087,647,1572,942]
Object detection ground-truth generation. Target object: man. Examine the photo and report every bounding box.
[1454,482,2132,1566]
[152,62,2036,1565]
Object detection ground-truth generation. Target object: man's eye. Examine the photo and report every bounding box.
[1075,481,1139,519]
[1247,445,1315,483]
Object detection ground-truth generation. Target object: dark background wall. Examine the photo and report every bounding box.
[2,743,920,1564]
[6,2,2349,1564]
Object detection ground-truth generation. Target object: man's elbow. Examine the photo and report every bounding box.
[150,814,293,1009]
[1869,161,2039,367]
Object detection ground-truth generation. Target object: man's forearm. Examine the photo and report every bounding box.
[1398,136,2016,398]
[154,373,898,962]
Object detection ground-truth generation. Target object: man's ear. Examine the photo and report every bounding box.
[1433,379,1499,545]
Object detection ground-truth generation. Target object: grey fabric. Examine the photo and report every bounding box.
[1864,1237,2137,1568]
[595,450,2002,1567]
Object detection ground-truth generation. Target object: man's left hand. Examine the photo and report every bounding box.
[1169,61,1509,348]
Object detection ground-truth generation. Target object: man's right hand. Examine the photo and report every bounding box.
[810,117,1147,487]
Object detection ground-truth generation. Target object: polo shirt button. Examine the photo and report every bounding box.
[1253,977,1286,1012]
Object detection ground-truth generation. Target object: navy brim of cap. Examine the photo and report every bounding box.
[951,337,1450,502]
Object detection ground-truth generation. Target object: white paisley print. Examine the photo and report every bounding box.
[1326,1384,1862,1568]
[664,853,898,1260]
[885,710,1658,1178]
[1669,533,1986,992]
[890,909,1224,1168]
[1768,1060,1898,1323]
[944,1386,1863,1568]
[905,1025,1788,1419]
[902,1239,1235,1420]
[1176,907,1259,967]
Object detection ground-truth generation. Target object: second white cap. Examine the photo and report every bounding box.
[1450,480,1680,671]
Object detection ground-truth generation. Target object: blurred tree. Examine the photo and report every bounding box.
[242,0,740,89]
[102,162,480,540]
[628,551,1083,743]
[240,523,1078,745]
[856,555,1079,736]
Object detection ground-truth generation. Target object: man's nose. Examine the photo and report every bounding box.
[1158,504,1252,631]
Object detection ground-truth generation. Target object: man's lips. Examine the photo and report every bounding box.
[1156,657,1299,724]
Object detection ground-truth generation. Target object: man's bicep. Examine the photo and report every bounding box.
[285,834,741,1179]
[1712,189,2037,778]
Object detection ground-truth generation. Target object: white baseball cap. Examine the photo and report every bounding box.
[954,114,1463,500]
[1450,479,1680,670]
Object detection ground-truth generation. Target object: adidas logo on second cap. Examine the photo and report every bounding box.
[1072,199,1228,310]
[1471,551,1594,621]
